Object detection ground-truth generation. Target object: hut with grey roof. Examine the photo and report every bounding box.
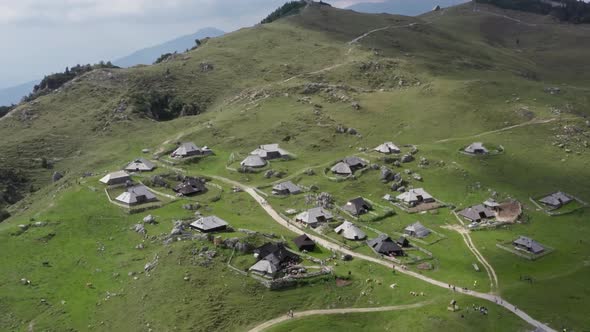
[293,234,315,251]
[249,259,278,278]
[115,185,157,206]
[241,155,267,168]
[464,142,489,155]
[190,216,229,233]
[272,181,302,195]
[539,192,573,208]
[173,177,207,196]
[458,204,495,223]
[342,197,372,216]
[125,158,156,172]
[331,162,352,176]
[171,142,212,159]
[100,171,131,185]
[367,234,404,256]
[396,188,434,207]
[513,236,545,254]
[295,207,334,228]
[374,142,401,154]
[404,221,431,238]
[250,144,289,160]
[342,156,367,170]
[335,221,366,240]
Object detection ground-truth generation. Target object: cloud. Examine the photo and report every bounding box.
[0,0,374,25]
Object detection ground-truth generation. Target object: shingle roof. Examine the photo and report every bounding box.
[125,158,156,171]
[295,207,334,225]
[190,216,229,231]
[342,197,372,215]
[173,142,200,157]
[115,185,157,205]
[254,243,299,266]
[241,155,267,168]
[539,192,573,207]
[404,222,430,238]
[272,181,302,194]
[367,234,403,255]
[335,221,366,240]
[374,142,401,154]
[343,156,367,168]
[513,236,545,254]
[250,144,289,159]
[396,188,433,204]
[293,234,315,249]
[458,204,495,222]
[99,171,130,184]
[174,178,207,195]
[331,162,352,175]
[249,260,278,275]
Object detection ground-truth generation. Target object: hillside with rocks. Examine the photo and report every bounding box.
[1,2,589,331]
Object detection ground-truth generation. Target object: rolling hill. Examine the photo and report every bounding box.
[1,2,589,331]
[113,27,225,67]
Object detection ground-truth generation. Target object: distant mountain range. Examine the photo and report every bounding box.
[0,80,37,106]
[346,0,470,16]
[113,27,225,68]
[0,27,225,106]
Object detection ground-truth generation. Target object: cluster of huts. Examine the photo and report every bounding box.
[99,142,214,207]
[170,142,213,159]
[241,144,290,168]
[331,156,368,176]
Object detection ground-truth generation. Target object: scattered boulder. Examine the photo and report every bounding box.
[336,125,347,134]
[412,173,423,181]
[346,127,358,135]
[380,166,394,182]
[33,221,47,227]
[52,172,63,182]
[544,87,561,95]
[351,102,361,110]
[401,154,414,163]
[264,170,275,179]
[131,224,146,235]
[304,169,315,176]
[170,220,186,236]
[419,157,429,167]
[143,215,156,224]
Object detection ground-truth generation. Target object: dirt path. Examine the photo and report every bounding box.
[434,118,559,143]
[248,301,430,332]
[442,222,499,292]
[209,175,555,332]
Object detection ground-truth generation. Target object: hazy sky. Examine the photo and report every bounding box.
[0,0,383,88]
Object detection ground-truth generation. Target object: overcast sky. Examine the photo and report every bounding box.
[0,0,384,88]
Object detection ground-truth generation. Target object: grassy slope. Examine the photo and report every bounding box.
[1,2,590,331]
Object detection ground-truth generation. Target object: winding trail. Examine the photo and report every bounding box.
[209,175,555,332]
[434,118,559,143]
[248,301,430,332]
[443,222,499,292]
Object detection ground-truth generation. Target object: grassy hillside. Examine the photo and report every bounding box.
[1,2,589,331]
